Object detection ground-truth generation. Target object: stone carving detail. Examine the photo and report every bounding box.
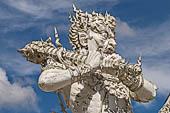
[159,94,170,113]
[18,4,158,113]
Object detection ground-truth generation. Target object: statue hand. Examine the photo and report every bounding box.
[101,54,123,68]
[85,51,102,69]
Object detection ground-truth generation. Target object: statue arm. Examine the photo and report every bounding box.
[105,54,157,102]
[117,63,157,102]
[38,51,101,92]
[118,63,157,102]
[38,61,91,92]
[130,79,157,102]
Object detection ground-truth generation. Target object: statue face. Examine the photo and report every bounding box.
[87,25,117,54]
[78,32,88,47]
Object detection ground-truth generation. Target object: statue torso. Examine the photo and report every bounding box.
[62,71,134,113]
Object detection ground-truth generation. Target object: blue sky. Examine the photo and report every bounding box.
[0,0,170,113]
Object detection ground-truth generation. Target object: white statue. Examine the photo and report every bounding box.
[18,5,157,113]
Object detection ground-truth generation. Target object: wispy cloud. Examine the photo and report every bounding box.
[13,76,36,86]
[0,0,119,32]
[0,68,39,112]
[1,0,118,17]
[116,19,136,37]
[0,53,40,76]
[116,18,170,57]
[134,99,156,109]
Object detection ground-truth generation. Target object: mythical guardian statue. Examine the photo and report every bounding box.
[18,5,157,113]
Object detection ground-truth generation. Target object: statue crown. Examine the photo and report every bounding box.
[68,4,116,50]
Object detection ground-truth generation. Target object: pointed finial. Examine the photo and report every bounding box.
[54,27,62,47]
[72,4,77,12]
[46,36,51,43]
[137,55,142,66]
[68,38,74,47]
[92,11,96,16]
[40,37,44,42]
[85,11,88,17]
[68,12,74,24]
[68,38,76,52]
[125,61,129,65]
[105,10,109,17]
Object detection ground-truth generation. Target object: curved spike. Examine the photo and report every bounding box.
[125,61,129,65]
[70,29,77,33]
[72,4,77,13]
[137,55,142,66]
[54,27,62,47]
[85,11,89,15]
[68,38,76,48]
[73,16,76,21]
[70,25,78,30]
[68,12,74,24]
[71,38,79,42]
[92,11,96,16]
[69,34,78,40]
[71,37,79,42]
[54,27,59,38]
[69,33,77,37]
[79,9,83,13]
[69,37,77,42]
[18,48,26,53]
[69,34,78,39]
[105,10,109,17]
[46,36,51,43]
[40,37,44,42]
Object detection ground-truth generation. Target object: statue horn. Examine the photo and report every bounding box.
[17,48,25,53]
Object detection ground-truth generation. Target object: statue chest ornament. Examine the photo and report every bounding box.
[67,72,133,113]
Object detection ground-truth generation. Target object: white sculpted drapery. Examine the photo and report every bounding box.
[18,4,157,113]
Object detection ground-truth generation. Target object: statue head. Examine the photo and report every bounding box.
[69,4,117,54]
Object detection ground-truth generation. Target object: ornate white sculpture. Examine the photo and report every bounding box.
[18,5,158,113]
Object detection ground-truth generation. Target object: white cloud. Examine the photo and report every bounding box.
[134,99,156,109]
[0,54,41,76]
[0,0,119,32]
[117,19,170,57]
[13,77,36,86]
[1,0,118,18]
[0,68,39,112]
[116,19,136,37]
